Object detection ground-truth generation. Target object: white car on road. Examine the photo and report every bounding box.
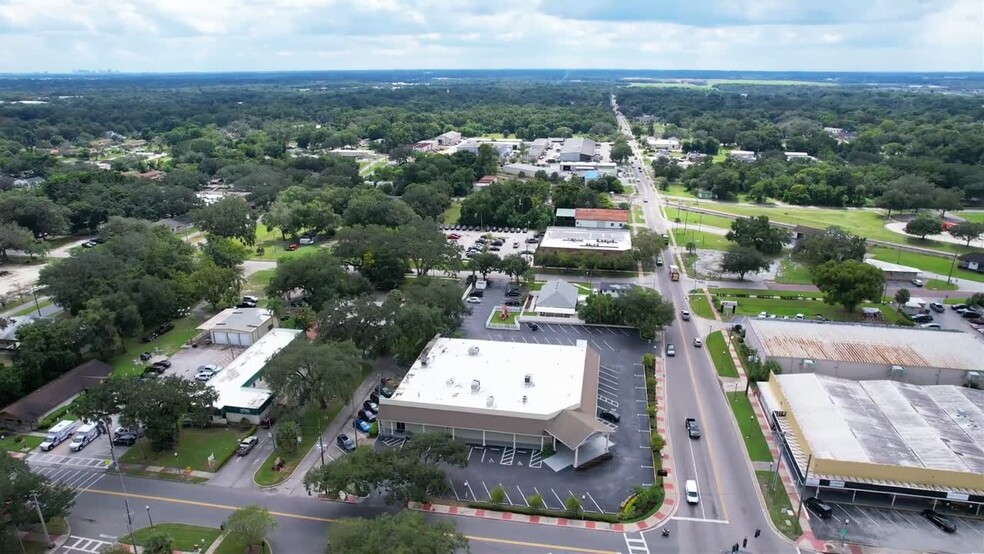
[194,364,221,381]
[466,296,482,304]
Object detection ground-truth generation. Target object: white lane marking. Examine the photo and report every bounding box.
[670,516,730,524]
[516,485,530,507]
[602,340,616,351]
[585,491,604,513]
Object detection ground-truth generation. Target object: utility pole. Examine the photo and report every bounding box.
[794,454,813,521]
[771,431,785,490]
[105,418,137,552]
[30,492,54,549]
[946,252,958,285]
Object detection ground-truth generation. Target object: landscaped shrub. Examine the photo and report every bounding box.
[650,433,666,453]
[489,485,506,505]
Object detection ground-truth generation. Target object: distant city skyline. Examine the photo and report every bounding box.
[0,0,981,73]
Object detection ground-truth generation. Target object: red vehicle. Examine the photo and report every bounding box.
[287,243,299,251]
[447,233,461,240]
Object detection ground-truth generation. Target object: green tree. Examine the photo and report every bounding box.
[527,494,545,512]
[326,511,468,554]
[904,214,943,239]
[78,298,124,359]
[468,252,501,280]
[262,339,363,410]
[0,192,70,238]
[275,420,302,453]
[564,495,583,518]
[192,259,243,309]
[725,216,788,255]
[224,505,277,553]
[499,253,530,284]
[402,432,469,467]
[402,183,451,219]
[610,138,633,164]
[266,251,371,311]
[969,293,984,308]
[200,236,250,268]
[650,432,666,452]
[720,245,771,280]
[792,226,867,266]
[192,196,256,246]
[489,485,506,505]
[142,532,174,554]
[0,455,76,551]
[894,288,911,309]
[948,221,984,247]
[812,260,885,313]
[618,287,676,340]
[632,228,664,271]
[318,296,391,357]
[0,221,36,263]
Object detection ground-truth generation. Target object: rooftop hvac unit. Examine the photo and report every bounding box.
[445,378,455,387]
[486,395,495,407]
[801,359,815,370]
[468,346,480,356]
[421,356,429,366]
[524,374,534,386]
[471,379,481,392]
[522,395,528,404]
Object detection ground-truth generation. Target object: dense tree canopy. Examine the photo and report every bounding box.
[812,260,885,313]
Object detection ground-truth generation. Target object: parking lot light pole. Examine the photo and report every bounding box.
[30,492,54,549]
[146,505,154,528]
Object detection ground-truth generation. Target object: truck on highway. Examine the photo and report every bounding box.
[40,420,78,451]
[685,418,702,439]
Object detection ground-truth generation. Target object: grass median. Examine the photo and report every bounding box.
[707,331,739,379]
[688,293,716,320]
[254,403,342,486]
[756,471,803,541]
[708,292,906,325]
[725,392,772,463]
[121,523,221,552]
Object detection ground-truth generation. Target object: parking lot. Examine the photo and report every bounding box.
[408,297,657,514]
[810,500,984,553]
[442,227,539,261]
[160,344,243,382]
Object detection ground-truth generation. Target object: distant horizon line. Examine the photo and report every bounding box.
[1,68,982,76]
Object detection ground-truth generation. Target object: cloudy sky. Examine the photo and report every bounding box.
[0,0,981,73]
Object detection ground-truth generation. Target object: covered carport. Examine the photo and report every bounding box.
[544,409,613,470]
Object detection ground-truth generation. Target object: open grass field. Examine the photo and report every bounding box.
[254,404,342,486]
[245,222,327,261]
[868,245,983,284]
[712,79,836,87]
[775,258,814,285]
[120,426,251,472]
[627,82,712,90]
[632,206,646,224]
[673,229,730,251]
[111,317,203,377]
[957,211,984,224]
[711,149,731,163]
[710,293,905,324]
[726,392,772,462]
[925,278,959,291]
[670,209,735,231]
[358,158,387,177]
[441,201,461,225]
[756,471,802,540]
[243,269,276,297]
[707,331,738,379]
[664,183,695,198]
[121,524,221,552]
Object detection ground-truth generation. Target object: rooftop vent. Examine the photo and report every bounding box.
[421,356,430,366]
[486,395,495,407]
[446,378,455,387]
[468,346,480,356]
[471,379,481,393]
[522,395,527,404]
[524,374,534,387]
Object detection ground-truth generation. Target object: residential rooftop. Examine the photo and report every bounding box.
[775,373,984,476]
[540,226,632,252]
[385,338,590,419]
[198,308,274,334]
[747,319,984,371]
[209,328,301,411]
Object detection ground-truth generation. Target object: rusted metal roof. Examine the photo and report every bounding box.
[575,208,629,223]
[749,320,984,370]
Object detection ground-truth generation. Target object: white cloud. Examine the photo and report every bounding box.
[0,0,979,72]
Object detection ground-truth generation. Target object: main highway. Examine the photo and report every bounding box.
[56,105,802,554]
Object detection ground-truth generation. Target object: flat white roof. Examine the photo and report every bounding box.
[748,319,984,371]
[198,308,273,334]
[385,338,588,419]
[864,258,920,274]
[540,226,632,252]
[776,373,984,475]
[210,328,301,410]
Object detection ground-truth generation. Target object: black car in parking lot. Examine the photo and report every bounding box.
[804,497,833,519]
[363,400,378,413]
[597,408,620,423]
[358,409,377,423]
[921,509,957,533]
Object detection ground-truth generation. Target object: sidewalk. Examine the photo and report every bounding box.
[269,357,402,496]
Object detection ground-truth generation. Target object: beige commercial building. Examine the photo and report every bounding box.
[378,337,612,467]
[197,308,277,348]
[762,372,984,510]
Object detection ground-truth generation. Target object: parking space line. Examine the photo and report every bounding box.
[585,491,603,513]
[598,373,619,385]
[516,485,530,506]
[551,488,565,508]
[602,340,616,351]
[481,448,488,463]
[590,340,605,351]
[558,325,568,333]
[531,335,542,344]
[893,510,921,529]
[846,505,879,526]
[465,480,477,500]
[500,484,513,505]
[869,507,896,524]
[957,517,984,537]
[449,478,460,501]
[533,487,551,509]
[482,481,492,501]
[529,450,542,469]
[501,447,515,466]
[546,324,556,332]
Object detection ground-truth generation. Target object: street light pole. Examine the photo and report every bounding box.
[105,418,137,552]
[31,288,42,317]
[794,454,814,521]
[946,252,958,285]
[30,492,54,549]
[318,435,325,466]
[146,505,154,528]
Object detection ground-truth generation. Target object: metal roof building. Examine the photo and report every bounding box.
[559,137,596,162]
[377,337,611,466]
[209,328,301,424]
[764,373,984,508]
[744,319,984,386]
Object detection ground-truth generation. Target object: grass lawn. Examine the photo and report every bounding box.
[490,310,521,325]
[0,433,44,453]
[254,404,342,486]
[215,538,271,554]
[775,258,814,285]
[713,294,906,324]
[925,278,958,291]
[957,211,984,224]
[632,206,646,224]
[673,229,730,251]
[669,209,734,231]
[243,269,276,296]
[664,183,695,198]
[756,471,803,541]
[121,524,221,552]
[868,245,983,283]
[628,82,711,90]
[688,293,716,320]
[707,331,738,379]
[711,149,731,163]
[245,222,326,262]
[726,392,772,462]
[11,299,53,317]
[111,317,203,377]
[358,159,387,177]
[120,426,252,472]
[712,78,836,87]
[441,201,462,225]
[622,184,635,196]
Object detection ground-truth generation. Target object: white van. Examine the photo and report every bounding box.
[685,480,700,504]
[69,423,100,452]
[40,420,78,451]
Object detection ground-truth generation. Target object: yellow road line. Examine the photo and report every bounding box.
[84,488,617,553]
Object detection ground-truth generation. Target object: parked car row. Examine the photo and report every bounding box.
[142,321,176,343]
[441,225,528,233]
[81,237,106,248]
[353,378,391,434]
